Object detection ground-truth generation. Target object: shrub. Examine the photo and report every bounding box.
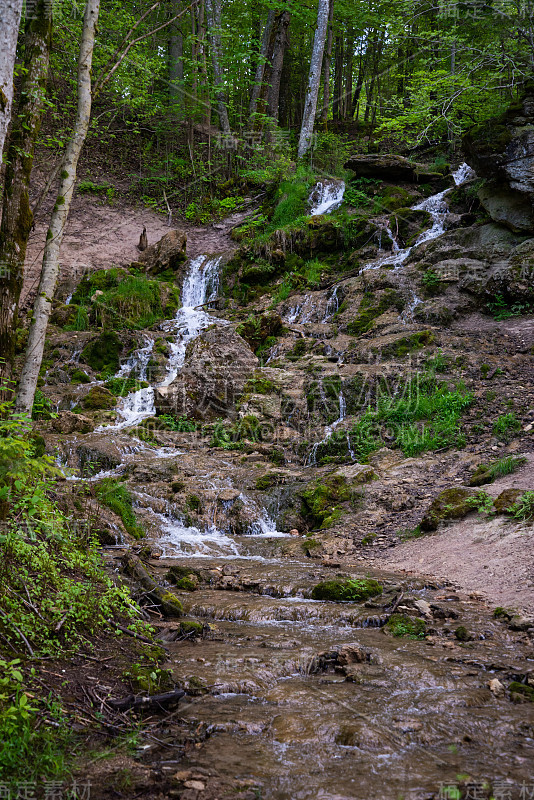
[507,491,534,522]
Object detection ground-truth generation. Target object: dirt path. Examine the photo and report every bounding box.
[22,193,246,306]
[383,454,534,613]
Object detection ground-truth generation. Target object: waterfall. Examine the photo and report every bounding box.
[101,254,226,430]
[309,180,345,216]
[306,387,347,467]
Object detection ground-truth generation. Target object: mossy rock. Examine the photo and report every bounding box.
[420,487,481,531]
[174,575,200,591]
[299,473,351,530]
[389,207,432,247]
[82,385,117,410]
[509,681,534,702]
[385,613,427,639]
[311,578,383,602]
[166,565,202,584]
[346,290,403,336]
[236,313,283,353]
[379,185,421,211]
[255,471,285,490]
[71,368,91,384]
[454,625,471,641]
[493,488,523,514]
[180,620,205,637]
[380,330,435,359]
[81,331,122,374]
[50,302,79,328]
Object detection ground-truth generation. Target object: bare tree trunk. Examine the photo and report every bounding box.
[0,0,52,400]
[196,0,211,127]
[266,10,291,122]
[168,1,184,116]
[206,0,231,136]
[332,35,343,122]
[0,0,23,163]
[343,27,353,120]
[320,0,334,125]
[297,0,329,159]
[248,8,275,122]
[15,0,100,415]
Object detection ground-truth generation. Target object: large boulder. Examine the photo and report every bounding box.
[154,326,258,420]
[138,229,187,278]
[344,154,453,189]
[464,89,534,232]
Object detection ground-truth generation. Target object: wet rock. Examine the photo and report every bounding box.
[138,228,187,278]
[389,207,432,247]
[51,410,94,435]
[154,326,258,420]
[464,89,534,231]
[454,625,472,641]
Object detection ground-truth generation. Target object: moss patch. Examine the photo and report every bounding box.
[299,473,352,530]
[421,487,483,531]
[95,478,145,539]
[82,385,117,410]
[347,290,403,336]
[81,331,122,375]
[385,614,427,639]
[311,578,383,602]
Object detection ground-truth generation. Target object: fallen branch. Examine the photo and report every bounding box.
[0,607,34,656]
[106,689,185,713]
[107,620,154,645]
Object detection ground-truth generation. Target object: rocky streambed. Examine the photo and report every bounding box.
[31,137,534,797]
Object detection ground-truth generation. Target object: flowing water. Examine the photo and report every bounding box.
[79,169,533,797]
[309,180,346,216]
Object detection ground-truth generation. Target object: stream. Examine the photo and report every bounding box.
[81,171,533,798]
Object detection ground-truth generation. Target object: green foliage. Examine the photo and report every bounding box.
[492,413,521,441]
[343,177,380,208]
[470,455,527,486]
[487,294,533,320]
[464,491,495,515]
[123,663,173,694]
[105,376,148,396]
[0,659,72,785]
[386,614,427,639]
[81,331,122,376]
[71,368,91,384]
[311,578,383,602]
[313,372,472,464]
[421,268,443,292]
[31,390,55,420]
[158,414,197,432]
[95,478,144,539]
[507,491,534,522]
[0,399,147,659]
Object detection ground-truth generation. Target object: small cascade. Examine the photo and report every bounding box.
[100,254,227,430]
[306,387,348,467]
[322,286,340,322]
[286,295,316,324]
[309,180,345,216]
[361,161,475,275]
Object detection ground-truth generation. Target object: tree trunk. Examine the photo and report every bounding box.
[297,0,330,159]
[342,28,353,120]
[332,35,343,122]
[168,1,184,116]
[320,0,334,125]
[0,0,52,400]
[248,8,275,122]
[15,0,100,415]
[266,10,291,122]
[206,0,231,137]
[0,0,23,163]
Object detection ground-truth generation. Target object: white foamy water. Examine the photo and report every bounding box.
[309,180,345,216]
[100,255,227,429]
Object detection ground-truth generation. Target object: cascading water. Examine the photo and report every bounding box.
[306,387,347,467]
[309,180,345,216]
[102,255,227,429]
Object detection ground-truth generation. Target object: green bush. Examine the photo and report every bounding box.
[507,491,534,522]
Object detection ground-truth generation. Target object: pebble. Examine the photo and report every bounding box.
[184,780,206,791]
[488,678,505,697]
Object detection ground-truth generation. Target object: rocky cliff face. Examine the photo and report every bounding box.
[464,88,534,232]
